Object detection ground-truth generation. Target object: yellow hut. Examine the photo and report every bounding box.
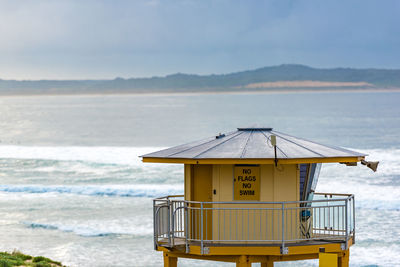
[142,127,373,267]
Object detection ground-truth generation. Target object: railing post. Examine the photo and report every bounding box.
[171,201,175,247]
[345,198,348,249]
[185,202,189,253]
[200,202,204,254]
[167,200,172,247]
[352,195,356,243]
[281,202,286,254]
[153,200,157,250]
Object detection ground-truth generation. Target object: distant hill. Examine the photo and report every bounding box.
[1,64,400,95]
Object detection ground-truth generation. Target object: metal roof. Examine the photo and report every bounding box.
[141,127,366,161]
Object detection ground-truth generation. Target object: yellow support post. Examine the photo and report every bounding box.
[163,252,178,267]
[319,252,338,267]
[237,255,251,267]
[261,259,274,267]
[338,249,350,267]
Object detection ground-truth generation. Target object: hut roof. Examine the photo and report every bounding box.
[141,127,366,164]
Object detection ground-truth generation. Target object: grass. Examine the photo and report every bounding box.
[0,251,63,267]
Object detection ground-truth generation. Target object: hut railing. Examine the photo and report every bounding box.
[153,193,355,253]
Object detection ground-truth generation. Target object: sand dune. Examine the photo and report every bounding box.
[244,80,372,88]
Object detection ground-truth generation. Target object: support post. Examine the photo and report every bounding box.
[338,249,349,267]
[319,253,337,267]
[261,259,274,267]
[236,255,251,267]
[163,252,178,267]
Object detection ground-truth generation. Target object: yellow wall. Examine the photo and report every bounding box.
[185,164,301,242]
[260,165,274,201]
[273,164,299,202]
[209,164,299,202]
[184,164,191,201]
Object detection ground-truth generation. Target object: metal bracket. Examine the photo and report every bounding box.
[201,247,210,255]
[341,243,346,251]
[281,247,289,255]
[185,244,190,253]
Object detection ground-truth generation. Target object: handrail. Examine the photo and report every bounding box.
[154,195,184,201]
[154,194,354,203]
[154,193,355,251]
[315,192,353,197]
[166,198,350,205]
[154,204,170,248]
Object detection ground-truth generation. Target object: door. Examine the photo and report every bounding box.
[190,164,213,241]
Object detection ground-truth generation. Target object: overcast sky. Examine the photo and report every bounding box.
[1,0,399,80]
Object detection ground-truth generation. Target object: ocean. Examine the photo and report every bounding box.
[0,91,399,266]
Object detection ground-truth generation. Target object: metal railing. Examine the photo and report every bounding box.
[153,193,355,253]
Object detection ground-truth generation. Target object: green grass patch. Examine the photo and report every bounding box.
[33,256,62,266]
[0,251,63,267]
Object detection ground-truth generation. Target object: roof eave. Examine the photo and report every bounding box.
[141,156,365,164]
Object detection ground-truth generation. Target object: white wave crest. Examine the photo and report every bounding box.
[0,184,183,198]
[0,145,165,166]
[22,221,153,237]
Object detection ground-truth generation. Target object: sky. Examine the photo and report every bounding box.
[0,0,399,80]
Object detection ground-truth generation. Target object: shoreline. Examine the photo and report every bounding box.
[0,87,400,98]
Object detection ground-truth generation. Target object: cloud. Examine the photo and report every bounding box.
[0,0,399,79]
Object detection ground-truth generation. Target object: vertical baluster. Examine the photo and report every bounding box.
[337,206,339,237]
[352,196,356,242]
[345,199,348,244]
[230,208,232,241]
[205,207,208,241]
[272,208,274,241]
[253,209,256,241]
[342,205,345,239]
[223,208,225,240]
[281,203,285,249]
[312,207,314,239]
[265,209,268,241]
[236,209,238,240]
[323,205,326,236]
[259,208,262,241]
[193,208,195,240]
[319,207,321,236]
[247,209,250,241]
[220,208,222,240]
[200,203,204,253]
[242,208,244,240]
[185,203,189,252]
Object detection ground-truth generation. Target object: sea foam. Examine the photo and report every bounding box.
[0,146,398,210]
[22,221,153,237]
[0,145,164,166]
[0,184,183,198]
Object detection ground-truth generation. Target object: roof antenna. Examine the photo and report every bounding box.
[271,135,278,167]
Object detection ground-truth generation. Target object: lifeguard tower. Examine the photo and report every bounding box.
[142,127,374,267]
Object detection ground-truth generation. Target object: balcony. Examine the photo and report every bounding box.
[153,193,355,254]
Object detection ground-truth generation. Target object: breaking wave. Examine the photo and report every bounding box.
[23,221,153,237]
[0,145,164,166]
[0,145,399,210]
[0,184,183,198]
